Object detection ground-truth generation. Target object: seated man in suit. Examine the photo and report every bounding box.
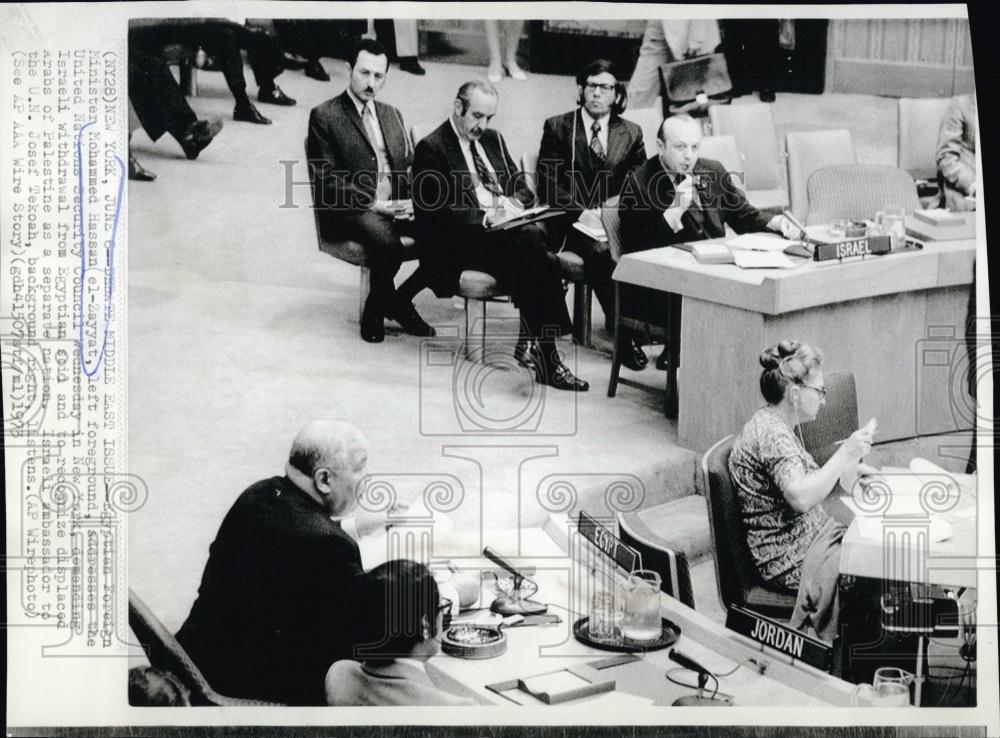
[538,59,648,370]
[175,419,391,705]
[618,114,798,394]
[936,93,977,212]
[307,38,433,343]
[412,79,589,391]
[325,559,476,706]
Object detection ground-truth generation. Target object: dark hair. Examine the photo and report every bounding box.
[128,666,191,706]
[456,79,498,115]
[576,59,627,115]
[355,559,440,664]
[348,37,388,68]
[758,340,824,404]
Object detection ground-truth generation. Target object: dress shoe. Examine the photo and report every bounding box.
[514,339,543,377]
[505,63,528,81]
[487,65,504,83]
[759,89,776,103]
[258,85,296,106]
[128,152,156,182]
[542,358,589,392]
[233,101,272,125]
[304,59,330,81]
[179,117,224,160]
[391,302,436,337]
[398,56,426,75]
[360,300,385,343]
[282,52,308,70]
[618,336,649,371]
[655,348,670,371]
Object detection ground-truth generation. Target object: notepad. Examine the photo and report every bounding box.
[726,232,791,252]
[690,242,734,264]
[572,221,608,242]
[732,251,797,269]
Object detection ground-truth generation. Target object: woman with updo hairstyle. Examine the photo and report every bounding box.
[324,559,476,706]
[728,340,876,643]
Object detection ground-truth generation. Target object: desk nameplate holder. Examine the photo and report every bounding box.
[810,234,892,262]
[726,605,833,672]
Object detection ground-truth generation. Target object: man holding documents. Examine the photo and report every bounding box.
[307,38,434,343]
[412,79,588,391]
[538,59,648,369]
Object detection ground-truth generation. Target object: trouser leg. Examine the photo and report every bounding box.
[342,212,405,315]
[627,21,675,109]
[789,517,848,644]
[128,48,197,142]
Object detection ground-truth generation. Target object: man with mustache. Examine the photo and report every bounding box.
[307,38,434,343]
[412,79,589,392]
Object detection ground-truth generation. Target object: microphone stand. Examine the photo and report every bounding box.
[483,546,548,617]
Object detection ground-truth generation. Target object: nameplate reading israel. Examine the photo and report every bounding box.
[814,235,891,262]
[577,512,638,574]
[726,605,833,671]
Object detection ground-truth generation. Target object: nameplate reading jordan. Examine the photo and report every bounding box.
[577,511,639,574]
[813,235,891,262]
[726,605,833,672]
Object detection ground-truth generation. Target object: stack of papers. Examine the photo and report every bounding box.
[572,220,608,242]
[726,233,791,252]
[732,251,798,269]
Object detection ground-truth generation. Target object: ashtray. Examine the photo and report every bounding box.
[572,617,679,653]
[442,624,507,659]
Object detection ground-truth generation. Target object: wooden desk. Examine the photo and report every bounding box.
[426,519,866,708]
[839,472,980,589]
[612,240,976,451]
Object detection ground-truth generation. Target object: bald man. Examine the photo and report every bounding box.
[175,420,380,705]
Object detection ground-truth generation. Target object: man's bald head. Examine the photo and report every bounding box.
[656,114,702,173]
[288,419,368,515]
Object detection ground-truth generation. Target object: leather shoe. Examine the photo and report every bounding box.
[542,357,590,392]
[398,56,426,75]
[391,302,436,337]
[514,339,543,378]
[258,85,296,106]
[282,52,308,71]
[360,299,385,343]
[233,101,272,125]
[618,336,648,371]
[128,152,156,181]
[655,348,670,371]
[304,59,330,81]
[179,118,224,160]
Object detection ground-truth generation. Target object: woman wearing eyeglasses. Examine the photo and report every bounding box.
[324,559,477,706]
[728,340,876,643]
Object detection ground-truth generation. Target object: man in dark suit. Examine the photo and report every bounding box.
[412,80,589,391]
[307,38,433,343]
[618,113,799,400]
[538,59,647,370]
[175,419,385,705]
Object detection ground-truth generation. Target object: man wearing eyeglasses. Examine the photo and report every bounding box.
[537,59,648,369]
[307,38,434,344]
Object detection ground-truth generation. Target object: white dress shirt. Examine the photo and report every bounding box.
[449,116,504,210]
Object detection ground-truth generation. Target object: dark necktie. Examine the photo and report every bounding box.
[470,141,502,196]
[590,120,605,160]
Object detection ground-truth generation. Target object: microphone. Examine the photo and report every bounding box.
[669,648,728,706]
[668,648,711,678]
[483,547,548,617]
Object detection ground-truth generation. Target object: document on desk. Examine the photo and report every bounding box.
[732,251,799,269]
[726,232,791,252]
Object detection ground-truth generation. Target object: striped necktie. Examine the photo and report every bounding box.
[470,141,503,196]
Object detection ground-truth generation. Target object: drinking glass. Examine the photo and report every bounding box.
[621,569,662,642]
[876,204,907,250]
[872,667,913,706]
[588,590,622,643]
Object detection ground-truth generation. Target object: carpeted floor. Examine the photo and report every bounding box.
[128,58,962,631]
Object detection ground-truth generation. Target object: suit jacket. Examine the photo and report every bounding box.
[537,109,646,216]
[936,93,977,211]
[307,91,413,235]
[325,659,478,706]
[412,120,535,297]
[175,476,363,705]
[619,156,772,254]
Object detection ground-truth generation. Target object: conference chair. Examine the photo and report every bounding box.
[798,371,859,467]
[708,103,788,209]
[785,128,856,222]
[898,97,952,208]
[603,196,679,417]
[128,588,284,706]
[617,508,698,609]
[701,436,797,619]
[521,151,593,347]
[698,134,746,191]
[804,164,921,226]
[305,138,419,322]
[621,103,664,158]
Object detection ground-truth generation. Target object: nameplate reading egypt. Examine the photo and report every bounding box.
[577,511,639,574]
